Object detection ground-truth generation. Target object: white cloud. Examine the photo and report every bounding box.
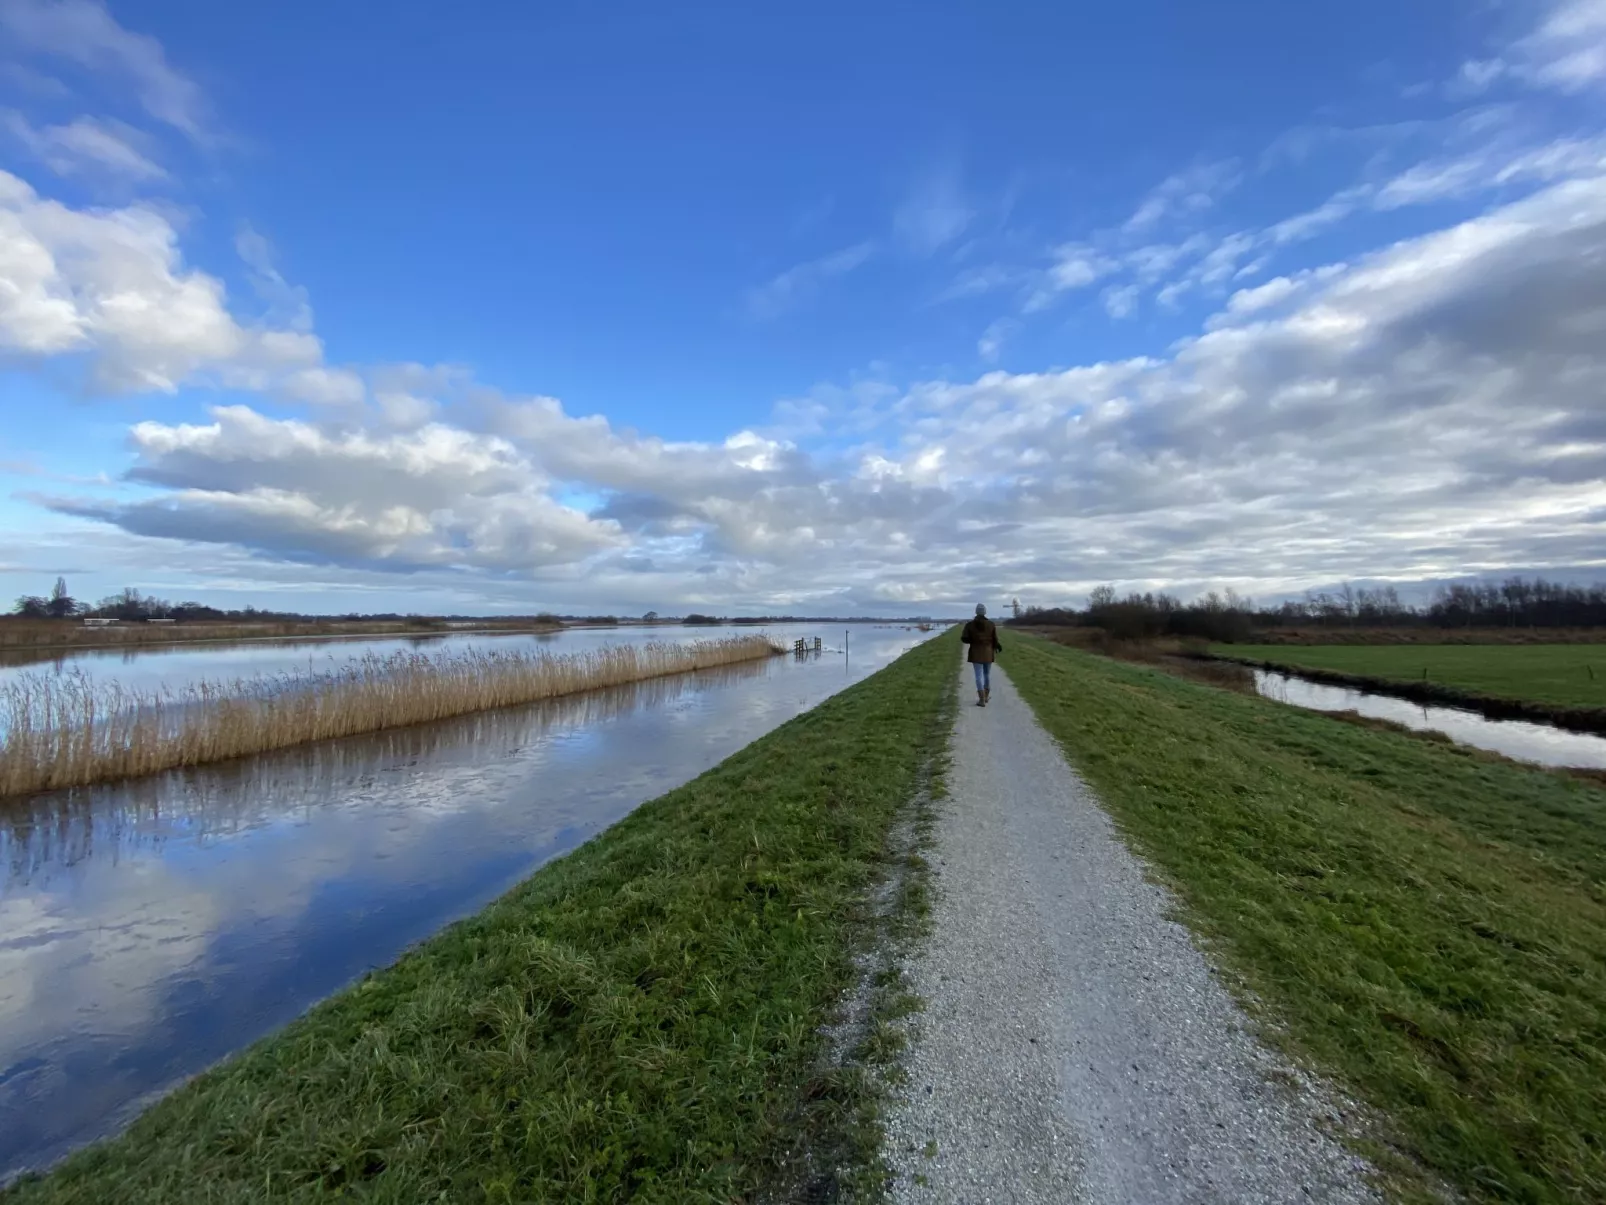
[1514,0,1606,92]
[0,61,70,98]
[0,171,357,396]
[11,138,1606,610]
[47,404,622,571]
[373,390,438,428]
[235,225,313,333]
[936,263,1019,302]
[1214,272,1323,323]
[1024,243,1117,311]
[55,166,1606,605]
[1125,236,1210,282]
[1268,190,1366,244]
[1448,58,1508,97]
[1015,122,1567,324]
[1117,134,1606,317]
[282,366,365,407]
[1192,231,1257,284]
[1376,137,1606,208]
[745,241,874,319]
[893,160,973,255]
[1122,160,1241,233]
[1102,284,1139,319]
[1375,158,1493,208]
[1446,0,1606,97]
[1154,279,1189,310]
[977,318,1015,362]
[1017,151,1363,320]
[2,111,167,181]
[1144,231,1257,309]
[1048,248,1113,289]
[0,0,209,139]
[0,178,82,352]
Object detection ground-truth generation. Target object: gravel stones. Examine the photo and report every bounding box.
[881,661,1378,1204]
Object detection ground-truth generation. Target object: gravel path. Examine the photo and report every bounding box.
[882,660,1378,1204]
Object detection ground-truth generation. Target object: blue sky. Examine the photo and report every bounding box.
[1,0,1604,615]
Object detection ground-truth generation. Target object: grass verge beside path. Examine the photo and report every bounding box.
[4,634,956,1204]
[1006,635,1606,1205]
[1218,643,1606,714]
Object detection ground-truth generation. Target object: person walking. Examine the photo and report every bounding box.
[960,603,1002,706]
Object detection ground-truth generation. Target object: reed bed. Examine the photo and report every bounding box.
[2,658,776,884]
[0,637,782,798]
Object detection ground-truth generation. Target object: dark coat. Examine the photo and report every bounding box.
[961,616,1002,664]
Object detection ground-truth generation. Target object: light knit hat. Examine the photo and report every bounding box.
[975,603,986,616]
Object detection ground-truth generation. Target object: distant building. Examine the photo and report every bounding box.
[83,617,118,627]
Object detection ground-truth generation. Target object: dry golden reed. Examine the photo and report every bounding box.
[0,637,781,798]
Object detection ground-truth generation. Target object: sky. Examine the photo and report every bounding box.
[0,0,1603,617]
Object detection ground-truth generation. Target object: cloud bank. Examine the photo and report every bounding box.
[8,164,1601,611]
[1,0,1603,613]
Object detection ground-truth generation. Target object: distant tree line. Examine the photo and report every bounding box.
[1021,586,1257,643]
[1262,577,1606,630]
[9,582,198,621]
[678,613,944,625]
[6,581,558,624]
[1015,576,1606,641]
[7,584,952,626]
[11,577,80,619]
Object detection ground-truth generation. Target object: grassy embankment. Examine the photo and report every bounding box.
[1017,625,1256,692]
[0,638,781,798]
[2,632,955,1203]
[1007,634,1605,1205]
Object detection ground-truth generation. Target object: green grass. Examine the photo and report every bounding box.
[4,635,957,1204]
[1008,635,1606,1205]
[1219,643,1606,710]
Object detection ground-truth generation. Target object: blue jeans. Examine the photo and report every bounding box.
[973,661,991,691]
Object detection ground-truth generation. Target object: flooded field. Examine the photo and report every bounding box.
[0,625,738,694]
[1254,670,1606,769]
[0,624,934,1183]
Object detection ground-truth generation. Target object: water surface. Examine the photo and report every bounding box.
[0,625,768,695]
[0,624,933,1182]
[1253,670,1606,769]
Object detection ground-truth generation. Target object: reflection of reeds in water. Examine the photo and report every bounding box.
[0,657,772,886]
[0,638,780,798]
